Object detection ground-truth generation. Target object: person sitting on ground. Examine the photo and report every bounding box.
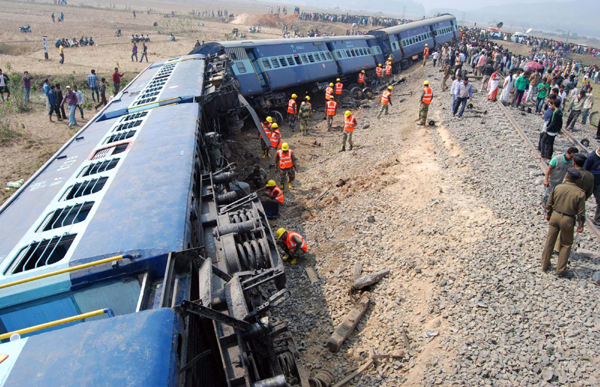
[244,164,267,189]
[276,228,307,265]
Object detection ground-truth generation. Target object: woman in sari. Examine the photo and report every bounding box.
[487,70,500,101]
[499,72,514,104]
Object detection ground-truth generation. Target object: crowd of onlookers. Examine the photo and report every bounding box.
[511,34,600,58]
[438,28,600,229]
[296,11,410,28]
[0,67,130,128]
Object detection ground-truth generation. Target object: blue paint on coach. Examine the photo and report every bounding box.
[1,308,180,386]
[327,38,376,74]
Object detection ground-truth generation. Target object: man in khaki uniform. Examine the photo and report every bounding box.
[542,167,585,278]
[441,61,451,91]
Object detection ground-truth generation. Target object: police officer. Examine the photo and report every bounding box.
[541,167,585,278]
[417,80,433,126]
[299,97,312,136]
[441,61,451,91]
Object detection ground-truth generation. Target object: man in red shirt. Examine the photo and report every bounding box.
[112,67,125,95]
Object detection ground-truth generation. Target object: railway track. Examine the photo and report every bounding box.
[495,101,600,239]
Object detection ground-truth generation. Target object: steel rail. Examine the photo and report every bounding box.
[496,101,600,240]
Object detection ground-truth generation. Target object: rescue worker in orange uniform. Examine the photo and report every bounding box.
[276,227,307,265]
[335,78,343,95]
[269,123,281,157]
[257,180,284,218]
[326,95,337,131]
[375,64,383,89]
[274,142,297,190]
[287,93,298,131]
[340,110,357,152]
[358,70,366,85]
[385,61,393,83]
[418,80,433,126]
[377,86,393,118]
[260,116,273,158]
[325,83,334,100]
[422,43,429,67]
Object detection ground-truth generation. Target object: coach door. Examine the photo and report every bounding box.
[246,49,269,89]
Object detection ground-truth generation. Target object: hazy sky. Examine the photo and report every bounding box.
[421,0,569,11]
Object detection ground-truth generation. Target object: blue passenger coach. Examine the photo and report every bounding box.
[0,55,208,335]
[191,14,457,112]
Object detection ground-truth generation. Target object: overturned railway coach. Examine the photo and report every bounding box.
[0,54,307,386]
[191,14,457,112]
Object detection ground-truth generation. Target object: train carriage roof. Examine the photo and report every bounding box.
[369,14,456,36]
[217,35,372,49]
[0,103,200,305]
[101,55,205,120]
[0,308,179,386]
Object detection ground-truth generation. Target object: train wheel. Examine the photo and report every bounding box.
[271,110,284,126]
[349,87,363,100]
[362,87,374,100]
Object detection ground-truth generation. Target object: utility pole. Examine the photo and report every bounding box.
[461,12,466,24]
[402,6,405,20]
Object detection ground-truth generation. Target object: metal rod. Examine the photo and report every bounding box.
[0,254,132,290]
[179,300,250,330]
[0,308,114,340]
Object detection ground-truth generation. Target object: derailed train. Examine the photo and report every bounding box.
[0,54,306,386]
[191,14,457,115]
[0,14,456,387]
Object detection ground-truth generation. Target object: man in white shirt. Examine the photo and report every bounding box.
[432,51,439,67]
[558,85,567,110]
[582,87,594,125]
[73,85,85,120]
[450,73,462,112]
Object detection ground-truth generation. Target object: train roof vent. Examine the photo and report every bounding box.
[37,202,94,232]
[120,111,148,122]
[79,158,119,177]
[8,233,77,275]
[62,177,108,201]
[105,130,136,144]
[91,143,129,161]
[130,63,177,107]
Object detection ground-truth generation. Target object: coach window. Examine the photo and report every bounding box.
[271,58,280,68]
[320,52,327,61]
[308,53,315,62]
[236,62,247,73]
[301,54,308,63]
[287,56,295,66]
[279,57,287,67]
[294,54,302,65]
[262,58,272,69]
